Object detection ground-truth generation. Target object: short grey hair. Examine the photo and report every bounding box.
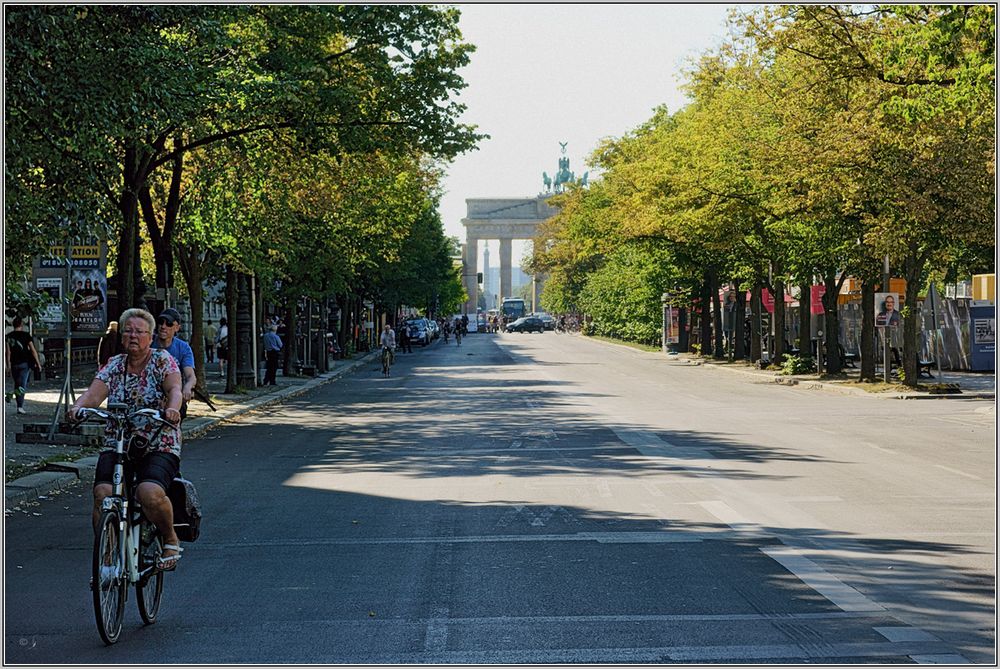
[118,308,155,335]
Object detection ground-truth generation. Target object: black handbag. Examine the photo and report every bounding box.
[168,476,202,542]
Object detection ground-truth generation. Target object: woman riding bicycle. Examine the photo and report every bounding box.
[69,308,184,572]
[379,323,396,376]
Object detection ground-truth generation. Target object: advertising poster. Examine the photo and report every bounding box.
[70,268,107,333]
[37,277,64,325]
[665,305,679,344]
[874,292,901,328]
[969,303,996,371]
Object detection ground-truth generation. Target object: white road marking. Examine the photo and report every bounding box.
[761,546,884,612]
[874,627,940,642]
[202,531,705,548]
[596,479,612,498]
[699,500,756,530]
[932,464,981,480]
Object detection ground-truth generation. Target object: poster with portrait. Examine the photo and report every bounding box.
[36,277,64,326]
[874,292,901,328]
[70,268,107,333]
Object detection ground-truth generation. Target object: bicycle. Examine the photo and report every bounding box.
[381,346,393,376]
[76,403,179,645]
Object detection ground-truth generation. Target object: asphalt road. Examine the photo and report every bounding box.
[5,331,995,663]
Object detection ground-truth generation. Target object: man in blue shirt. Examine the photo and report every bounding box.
[154,308,196,420]
[261,323,283,386]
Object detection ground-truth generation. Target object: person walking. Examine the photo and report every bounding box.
[262,323,283,385]
[203,319,218,364]
[216,318,229,378]
[5,317,42,415]
[398,323,412,353]
[97,321,122,369]
[153,308,196,421]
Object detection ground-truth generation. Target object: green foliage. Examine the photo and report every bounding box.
[578,242,676,345]
[781,355,815,376]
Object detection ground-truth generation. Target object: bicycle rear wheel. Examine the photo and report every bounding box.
[136,520,163,624]
[93,509,127,645]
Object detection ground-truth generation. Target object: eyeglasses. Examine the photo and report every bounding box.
[157,318,177,326]
[121,329,150,337]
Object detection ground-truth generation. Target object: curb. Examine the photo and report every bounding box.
[4,351,378,510]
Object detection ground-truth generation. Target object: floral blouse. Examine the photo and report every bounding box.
[96,350,182,457]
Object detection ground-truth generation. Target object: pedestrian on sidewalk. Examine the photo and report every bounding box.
[216,318,229,379]
[204,319,218,364]
[97,321,121,369]
[262,323,282,386]
[153,308,196,421]
[5,317,42,415]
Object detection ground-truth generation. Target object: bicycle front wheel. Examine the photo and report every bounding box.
[136,520,164,624]
[93,509,127,645]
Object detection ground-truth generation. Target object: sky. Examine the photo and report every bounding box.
[437,4,739,270]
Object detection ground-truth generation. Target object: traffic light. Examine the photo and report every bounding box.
[477,272,483,284]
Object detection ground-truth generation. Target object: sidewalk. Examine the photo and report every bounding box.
[583,335,996,401]
[5,351,379,510]
[682,353,995,399]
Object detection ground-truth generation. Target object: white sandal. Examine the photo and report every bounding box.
[156,544,184,571]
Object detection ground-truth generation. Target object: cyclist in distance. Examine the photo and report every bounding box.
[69,308,185,571]
[379,323,396,376]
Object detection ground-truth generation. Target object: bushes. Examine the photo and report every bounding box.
[781,354,815,375]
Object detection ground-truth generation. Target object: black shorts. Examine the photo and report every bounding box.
[94,450,180,493]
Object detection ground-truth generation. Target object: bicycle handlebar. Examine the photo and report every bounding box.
[75,406,179,431]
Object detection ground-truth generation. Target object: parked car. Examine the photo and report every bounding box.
[405,318,432,346]
[506,316,545,333]
[426,319,439,340]
[533,312,556,330]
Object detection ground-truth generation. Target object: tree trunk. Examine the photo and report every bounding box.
[902,252,925,388]
[225,265,238,393]
[699,273,712,357]
[860,278,876,381]
[734,286,747,360]
[711,271,724,359]
[677,306,689,353]
[235,272,255,388]
[799,280,812,355]
[823,270,844,374]
[284,302,297,376]
[750,282,763,363]
[175,243,206,391]
[338,293,350,356]
[772,277,787,364]
[116,146,141,315]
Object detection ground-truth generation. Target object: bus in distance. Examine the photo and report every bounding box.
[501,298,526,321]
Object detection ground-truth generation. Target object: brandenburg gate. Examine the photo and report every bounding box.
[461,144,585,315]
[460,196,558,315]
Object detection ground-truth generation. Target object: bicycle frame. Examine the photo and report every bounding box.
[89,404,175,585]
